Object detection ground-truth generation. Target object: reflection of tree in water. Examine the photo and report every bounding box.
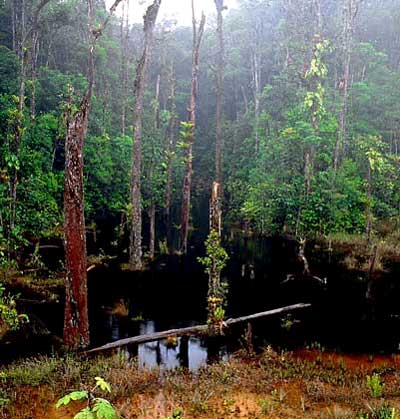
[177,336,189,368]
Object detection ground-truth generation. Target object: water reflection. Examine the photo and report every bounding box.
[110,319,228,370]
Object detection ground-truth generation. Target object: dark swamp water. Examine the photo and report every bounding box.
[3,234,400,367]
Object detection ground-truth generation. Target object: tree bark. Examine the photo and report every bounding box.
[165,64,176,251]
[29,0,51,121]
[214,0,224,187]
[180,1,205,254]
[129,0,161,270]
[147,72,161,260]
[334,0,361,170]
[120,0,129,136]
[63,0,123,351]
[208,181,223,313]
[210,181,222,237]
[149,200,155,260]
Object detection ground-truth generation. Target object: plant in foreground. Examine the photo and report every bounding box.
[360,402,399,419]
[366,373,385,398]
[56,376,118,419]
[164,408,183,419]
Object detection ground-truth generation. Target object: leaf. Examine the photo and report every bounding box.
[56,394,72,408]
[56,391,88,408]
[93,398,118,419]
[74,407,96,419]
[95,377,111,393]
[70,391,89,401]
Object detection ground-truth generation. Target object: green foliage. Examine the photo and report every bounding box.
[198,230,229,334]
[366,374,385,398]
[56,391,89,407]
[0,283,28,339]
[198,230,229,277]
[360,403,399,419]
[56,377,118,419]
[164,408,183,419]
[0,0,399,264]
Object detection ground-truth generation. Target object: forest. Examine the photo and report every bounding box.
[1,0,400,417]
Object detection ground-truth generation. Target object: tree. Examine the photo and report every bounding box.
[180,0,205,254]
[164,63,177,252]
[214,0,225,187]
[129,0,161,271]
[63,0,123,351]
[334,0,362,170]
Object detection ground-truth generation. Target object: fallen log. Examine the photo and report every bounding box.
[84,303,311,355]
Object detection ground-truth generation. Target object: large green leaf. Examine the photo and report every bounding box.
[55,391,88,408]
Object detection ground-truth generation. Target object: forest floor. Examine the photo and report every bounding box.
[2,347,400,419]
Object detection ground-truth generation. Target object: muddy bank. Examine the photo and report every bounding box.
[2,348,400,418]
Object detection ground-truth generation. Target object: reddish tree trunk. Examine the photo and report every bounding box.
[180,2,205,254]
[63,94,91,350]
[63,0,123,350]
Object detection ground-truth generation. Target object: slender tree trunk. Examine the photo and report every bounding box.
[366,162,373,242]
[334,0,361,170]
[210,181,222,237]
[154,73,161,130]
[214,0,224,187]
[165,64,176,251]
[9,48,26,233]
[120,0,129,136]
[30,31,39,121]
[207,181,223,335]
[129,0,161,270]
[305,2,323,198]
[30,0,49,121]
[252,50,261,153]
[148,200,155,260]
[11,0,17,53]
[147,72,161,261]
[180,1,205,254]
[63,0,123,351]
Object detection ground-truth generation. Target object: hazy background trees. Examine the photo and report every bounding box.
[0,0,399,265]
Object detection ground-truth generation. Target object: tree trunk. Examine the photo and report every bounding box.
[253,50,261,153]
[210,181,222,237]
[84,303,312,354]
[30,1,51,121]
[120,0,129,136]
[63,92,91,350]
[334,0,361,170]
[214,0,224,187]
[165,64,176,252]
[129,0,161,270]
[149,200,155,260]
[180,1,205,254]
[154,73,161,130]
[148,72,161,261]
[63,0,123,351]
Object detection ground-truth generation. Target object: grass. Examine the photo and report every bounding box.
[2,348,400,418]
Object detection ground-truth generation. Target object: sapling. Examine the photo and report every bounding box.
[56,376,119,419]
